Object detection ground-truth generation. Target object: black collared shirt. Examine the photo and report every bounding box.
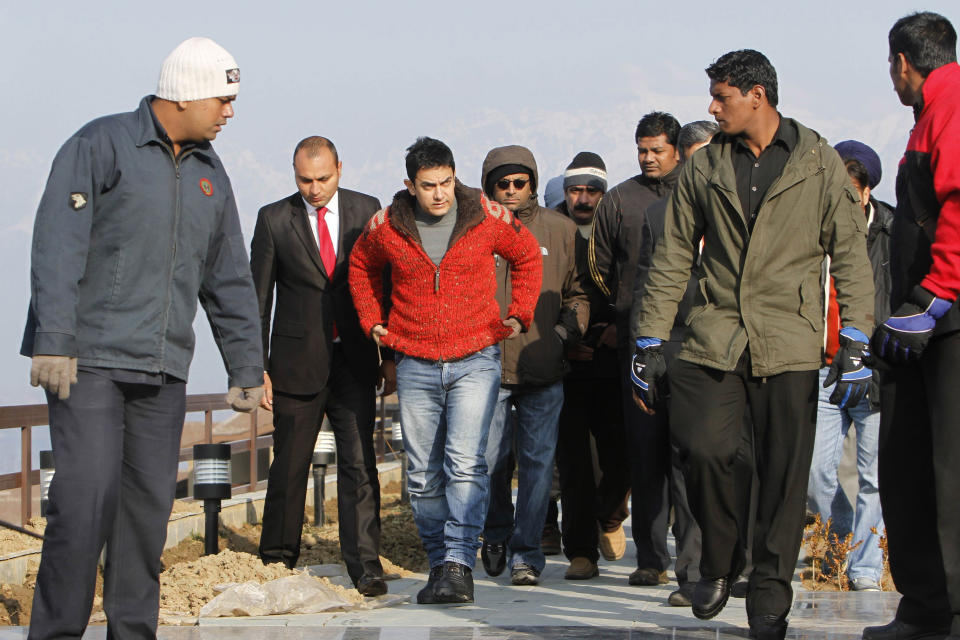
[733,117,797,229]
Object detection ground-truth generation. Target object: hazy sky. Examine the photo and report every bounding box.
[1,0,956,413]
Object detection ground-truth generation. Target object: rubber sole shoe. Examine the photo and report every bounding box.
[433,561,474,604]
[541,524,561,556]
[598,524,626,561]
[356,574,387,597]
[862,618,951,640]
[565,557,599,580]
[692,576,730,620]
[748,614,788,640]
[629,567,668,586]
[667,581,695,606]
[851,577,881,592]
[481,540,507,577]
[416,565,444,604]
[510,563,540,586]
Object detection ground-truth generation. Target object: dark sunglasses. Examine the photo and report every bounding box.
[495,178,529,190]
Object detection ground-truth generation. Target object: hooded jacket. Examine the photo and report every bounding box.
[635,119,874,377]
[349,181,542,361]
[481,146,589,386]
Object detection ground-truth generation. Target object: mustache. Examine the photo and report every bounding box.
[573,203,594,212]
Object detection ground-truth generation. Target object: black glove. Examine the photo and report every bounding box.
[871,285,952,365]
[630,337,666,408]
[824,327,871,409]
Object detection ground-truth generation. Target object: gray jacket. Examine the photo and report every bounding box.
[20,97,263,387]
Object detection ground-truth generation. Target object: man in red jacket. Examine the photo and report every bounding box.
[349,137,541,605]
[865,12,960,640]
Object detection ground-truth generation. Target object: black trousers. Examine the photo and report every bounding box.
[259,345,382,585]
[621,346,701,584]
[29,371,186,640]
[670,356,817,619]
[879,331,960,632]
[557,376,631,563]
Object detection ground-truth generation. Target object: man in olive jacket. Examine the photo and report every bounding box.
[479,145,589,585]
[632,50,874,638]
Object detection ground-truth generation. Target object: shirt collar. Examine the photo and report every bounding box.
[302,189,340,216]
[734,115,797,156]
[135,95,210,157]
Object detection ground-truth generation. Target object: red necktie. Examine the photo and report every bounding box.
[316,206,336,277]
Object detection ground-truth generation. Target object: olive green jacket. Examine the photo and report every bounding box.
[634,119,874,377]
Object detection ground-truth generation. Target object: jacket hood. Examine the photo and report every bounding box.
[481,145,540,221]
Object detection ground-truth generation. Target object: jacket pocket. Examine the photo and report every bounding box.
[273,321,304,338]
[798,276,821,332]
[683,277,711,326]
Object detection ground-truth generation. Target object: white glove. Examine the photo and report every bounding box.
[30,356,78,400]
[226,385,265,413]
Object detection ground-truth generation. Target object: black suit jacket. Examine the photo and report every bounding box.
[250,188,382,394]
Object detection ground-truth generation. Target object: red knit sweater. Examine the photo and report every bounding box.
[349,182,542,361]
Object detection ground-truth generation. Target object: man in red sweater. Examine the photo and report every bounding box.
[349,137,541,605]
[865,12,960,640]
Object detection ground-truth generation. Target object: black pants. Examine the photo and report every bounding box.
[29,371,186,640]
[557,376,631,563]
[670,356,817,619]
[621,346,701,584]
[259,345,382,585]
[879,331,960,632]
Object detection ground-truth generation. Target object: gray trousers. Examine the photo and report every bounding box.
[29,370,186,640]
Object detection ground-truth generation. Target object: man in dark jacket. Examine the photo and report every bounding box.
[865,12,960,640]
[588,112,684,585]
[23,38,264,639]
[478,146,589,586]
[633,50,873,638]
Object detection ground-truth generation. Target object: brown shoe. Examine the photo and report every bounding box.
[629,567,668,586]
[598,524,626,561]
[565,557,599,580]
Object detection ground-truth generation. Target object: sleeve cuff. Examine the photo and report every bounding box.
[228,365,265,389]
[31,331,77,357]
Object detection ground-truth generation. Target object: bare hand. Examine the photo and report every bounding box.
[371,324,388,346]
[378,360,397,396]
[632,390,656,415]
[503,317,522,339]
[598,323,618,348]
[260,372,274,411]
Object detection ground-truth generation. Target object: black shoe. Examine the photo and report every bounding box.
[667,581,695,606]
[433,561,474,604]
[692,576,730,620]
[510,563,540,586]
[481,540,507,577]
[416,565,444,604]
[731,578,749,598]
[749,614,787,640]
[541,523,561,555]
[356,573,387,597]
[862,618,951,640]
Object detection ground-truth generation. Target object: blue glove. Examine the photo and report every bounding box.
[871,285,952,364]
[824,327,872,409]
[631,337,666,408]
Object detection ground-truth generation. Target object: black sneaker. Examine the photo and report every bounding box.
[433,561,474,603]
[510,563,540,585]
[481,540,507,577]
[416,565,444,604]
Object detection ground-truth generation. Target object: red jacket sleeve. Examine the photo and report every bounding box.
[348,212,389,336]
[921,101,960,301]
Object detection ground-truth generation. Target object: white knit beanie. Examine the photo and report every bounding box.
[156,37,239,101]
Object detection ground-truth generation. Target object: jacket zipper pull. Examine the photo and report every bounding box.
[434,268,440,293]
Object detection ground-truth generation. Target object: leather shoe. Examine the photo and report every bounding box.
[433,561,474,603]
[862,618,950,640]
[416,565,444,604]
[598,524,626,561]
[692,576,730,620]
[667,581,695,606]
[481,540,507,577]
[749,614,787,640]
[565,557,599,580]
[629,567,668,585]
[541,523,561,555]
[356,574,387,597]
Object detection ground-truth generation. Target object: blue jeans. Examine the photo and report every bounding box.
[808,366,885,581]
[484,382,563,573]
[396,345,502,569]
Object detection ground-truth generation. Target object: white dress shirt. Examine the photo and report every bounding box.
[302,190,340,258]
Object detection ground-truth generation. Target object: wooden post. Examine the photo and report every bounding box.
[20,426,31,525]
[248,411,257,493]
[204,409,213,443]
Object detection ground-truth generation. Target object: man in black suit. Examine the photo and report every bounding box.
[251,136,394,596]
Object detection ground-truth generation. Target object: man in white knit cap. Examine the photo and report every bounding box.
[22,37,263,639]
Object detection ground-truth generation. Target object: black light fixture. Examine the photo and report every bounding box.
[391,422,408,504]
[312,431,336,526]
[39,450,55,517]
[192,443,231,555]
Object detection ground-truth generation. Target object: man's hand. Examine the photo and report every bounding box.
[598,323,617,348]
[630,338,666,414]
[825,327,872,409]
[227,385,265,413]
[371,324,389,347]
[566,343,594,362]
[503,317,522,339]
[260,372,274,411]
[871,285,952,364]
[30,355,78,400]
[378,360,397,396]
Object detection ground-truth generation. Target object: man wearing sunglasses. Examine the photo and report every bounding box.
[478,146,589,586]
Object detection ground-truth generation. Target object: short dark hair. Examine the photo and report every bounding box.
[889,12,957,77]
[405,137,455,181]
[677,120,719,156]
[634,112,681,147]
[706,49,779,107]
[844,158,870,191]
[293,136,339,164]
